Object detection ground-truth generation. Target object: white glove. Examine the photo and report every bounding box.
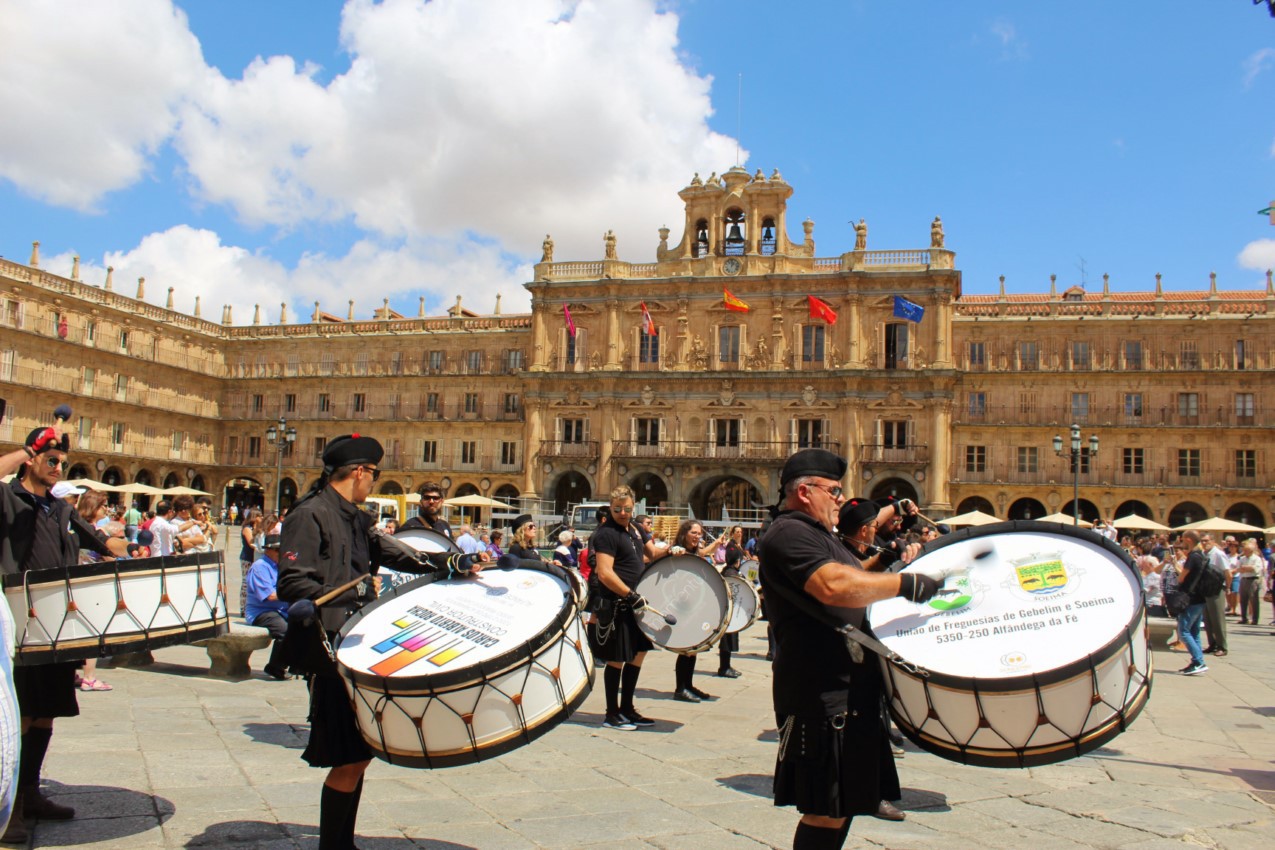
[670,546,686,556]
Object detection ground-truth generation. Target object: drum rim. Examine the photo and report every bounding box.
[723,574,760,635]
[634,554,733,652]
[392,527,461,553]
[351,627,595,769]
[873,520,1147,692]
[337,560,579,691]
[2,550,224,589]
[13,617,229,665]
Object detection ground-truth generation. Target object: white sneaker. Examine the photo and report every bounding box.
[602,713,637,731]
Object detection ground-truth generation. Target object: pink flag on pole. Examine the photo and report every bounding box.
[563,303,576,337]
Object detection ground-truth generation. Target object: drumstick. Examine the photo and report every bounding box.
[638,604,678,626]
[315,575,373,608]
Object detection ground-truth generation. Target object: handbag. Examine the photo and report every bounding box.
[1165,589,1190,618]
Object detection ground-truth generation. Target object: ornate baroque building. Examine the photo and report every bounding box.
[2,166,1273,529]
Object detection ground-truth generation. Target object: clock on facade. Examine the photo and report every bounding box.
[723,257,742,275]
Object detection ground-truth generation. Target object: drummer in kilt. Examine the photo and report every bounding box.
[0,419,127,844]
[758,449,936,850]
[277,434,485,850]
[585,485,664,731]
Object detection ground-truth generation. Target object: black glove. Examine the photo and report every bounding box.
[445,553,482,576]
[624,590,647,611]
[897,573,940,604]
[497,554,547,570]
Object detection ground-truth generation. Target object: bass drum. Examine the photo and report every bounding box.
[723,574,760,635]
[335,560,592,768]
[380,527,461,594]
[867,521,1151,768]
[632,555,731,653]
[0,595,18,838]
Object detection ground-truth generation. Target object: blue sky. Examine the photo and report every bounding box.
[0,0,1272,322]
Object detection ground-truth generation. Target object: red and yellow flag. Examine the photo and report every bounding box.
[808,295,838,324]
[723,288,750,313]
[640,302,657,336]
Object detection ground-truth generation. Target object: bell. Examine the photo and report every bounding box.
[762,225,774,241]
[725,223,744,243]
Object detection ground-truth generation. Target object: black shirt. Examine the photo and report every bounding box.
[1,479,112,575]
[759,510,876,717]
[400,514,452,538]
[590,518,647,593]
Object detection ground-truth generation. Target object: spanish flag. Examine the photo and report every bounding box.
[640,302,657,336]
[723,288,750,313]
[808,295,838,324]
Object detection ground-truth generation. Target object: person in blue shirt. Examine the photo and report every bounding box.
[244,534,291,680]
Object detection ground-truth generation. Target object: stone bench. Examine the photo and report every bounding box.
[194,621,273,678]
[1147,616,1177,646]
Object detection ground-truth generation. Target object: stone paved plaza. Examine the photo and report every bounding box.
[11,603,1275,849]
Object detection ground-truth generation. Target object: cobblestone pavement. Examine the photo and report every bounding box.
[9,604,1274,849]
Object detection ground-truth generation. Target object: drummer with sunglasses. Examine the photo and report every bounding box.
[278,435,487,850]
[758,449,939,850]
[0,415,128,844]
[399,481,451,538]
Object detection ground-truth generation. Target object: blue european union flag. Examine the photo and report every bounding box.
[893,296,924,323]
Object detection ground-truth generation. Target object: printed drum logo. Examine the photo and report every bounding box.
[1014,555,1068,596]
[1000,651,1028,671]
[366,614,475,677]
[926,573,974,612]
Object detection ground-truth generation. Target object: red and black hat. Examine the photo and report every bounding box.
[838,497,879,534]
[321,433,383,473]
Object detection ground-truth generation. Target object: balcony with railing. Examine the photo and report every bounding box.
[538,440,600,460]
[859,445,930,467]
[610,439,842,462]
[951,403,1275,429]
[949,461,1268,491]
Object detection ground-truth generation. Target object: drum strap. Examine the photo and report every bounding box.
[765,574,928,677]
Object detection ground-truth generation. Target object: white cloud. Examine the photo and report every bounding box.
[1238,238,1275,272]
[989,19,1028,61]
[173,0,740,260]
[46,226,530,328]
[1243,47,1275,88]
[0,0,208,209]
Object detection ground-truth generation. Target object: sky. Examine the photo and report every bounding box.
[0,0,1273,324]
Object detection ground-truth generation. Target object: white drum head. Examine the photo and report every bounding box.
[338,568,569,681]
[634,556,731,652]
[393,527,459,554]
[869,527,1142,680]
[723,575,759,634]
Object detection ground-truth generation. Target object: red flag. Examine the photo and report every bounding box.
[563,302,576,337]
[723,288,751,313]
[640,302,657,336]
[808,295,837,324]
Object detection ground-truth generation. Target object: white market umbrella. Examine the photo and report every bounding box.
[161,485,212,496]
[1174,517,1263,534]
[1111,514,1171,531]
[1037,512,1094,527]
[444,494,516,510]
[942,510,1001,527]
[114,482,164,496]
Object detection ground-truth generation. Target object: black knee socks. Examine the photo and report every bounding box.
[604,664,622,714]
[718,644,732,671]
[619,663,641,712]
[674,654,695,690]
[793,820,851,850]
[19,726,53,790]
[319,782,360,850]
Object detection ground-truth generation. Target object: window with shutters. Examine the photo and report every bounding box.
[566,332,577,366]
[714,418,742,452]
[320,351,335,375]
[795,419,825,449]
[248,436,261,459]
[718,326,740,363]
[967,341,986,371]
[500,441,518,466]
[252,394,264,413]
[882,420,908,449]
[421,440,437,465]
[466,350,483,373]
[425,393,440,416]
[464,392,480,415]
[1235,393,1255,425]
[967,392,986,421]
[286,354,299,376]
[1018,392,1038,417]
[1179,340,1199,369]
[111,422,126,448]
[1123,448,1144,475]
[355,352,369,375]
[352,393,366,414]
[965,445,986,473]
[1236,339,1249,370]
[1071,392,1090,423]
[318,393,331,414]
[1017,447,1038,474]
[1177,448,1200,479]
[802,325,825,363]
[460,441,477,465]
[1178,393,1198,425]
[1017,341,1038,370]
[1123,340,1143,370]
[1124,393,1143,425]
[503,349,524,372]
[285,393,296,413]
[1070,341,1090,370]
[885,323,909,369]
[1235,449,1256,479]
[636,418,661,446]
[78,417,92,443]
[428,350,444,372]
[312,437,326,460]
[503,393,520,416]
[562,419,586,444]
[639,330,659,364]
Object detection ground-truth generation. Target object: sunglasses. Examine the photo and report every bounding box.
[42,457,65,469]
[421,494,442,501]
[807,483,843,498]
[358,466,381,481]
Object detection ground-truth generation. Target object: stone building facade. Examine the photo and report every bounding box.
[2,166,1272,529]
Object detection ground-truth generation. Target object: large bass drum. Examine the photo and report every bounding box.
[0,594,18,838]
[380,527,461,594]
[335,560,592,768]
[868,521,1151,768]
[4,552,229,664]
[633,555,731,653]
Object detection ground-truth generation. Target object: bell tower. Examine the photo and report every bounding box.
[659,166,811,261]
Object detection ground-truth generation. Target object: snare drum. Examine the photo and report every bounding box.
[633,555,731,653]
[335,560,593,768]
[868,521,1151,768]
[380,528,460,594]
[4,552,229,665]
[723,574,760,635]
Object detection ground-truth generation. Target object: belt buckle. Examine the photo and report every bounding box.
[829,713,847,731]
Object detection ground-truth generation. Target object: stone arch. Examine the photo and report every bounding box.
[1168,501,1208,528]
[66,463,91,481]
[1059,498,1101,524]
[493,483,520,501]
[191,474,207,493]
[1113,500,1155,522]
[224,476,266,513]
[102,466,125,505]
[869,477,920,505]
[162,471,181,490]
[956,495,996,515]
[686,471,766,524]
[550,471,592,517]
[279,477,298,512]
[1007,497,1047,521]
[378,480,404,496]
[1224,501,1265,528]
[628,472,669,509]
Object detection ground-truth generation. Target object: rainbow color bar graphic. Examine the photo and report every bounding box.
[367,615,477,677]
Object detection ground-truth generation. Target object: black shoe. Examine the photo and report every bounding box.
[619,708,655,727]
[602,712,636,731]
[673,688,701,703]
[24,788,74,820]
[875,800,906,821]
[263,664,290,680]
[688,686,715,701]
[717,668,742,679]
[1203,647,1217,655]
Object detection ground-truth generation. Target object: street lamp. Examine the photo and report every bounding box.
[266,416,297,513]
[1053,424,1099,525]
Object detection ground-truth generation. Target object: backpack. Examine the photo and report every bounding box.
[1198,561,1226,597]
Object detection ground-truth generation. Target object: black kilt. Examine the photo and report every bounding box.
[14,662,79,719]
[773,696,900,818]
[586,603,653,663]
[718,631,739,653]
[301,672,372,769]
